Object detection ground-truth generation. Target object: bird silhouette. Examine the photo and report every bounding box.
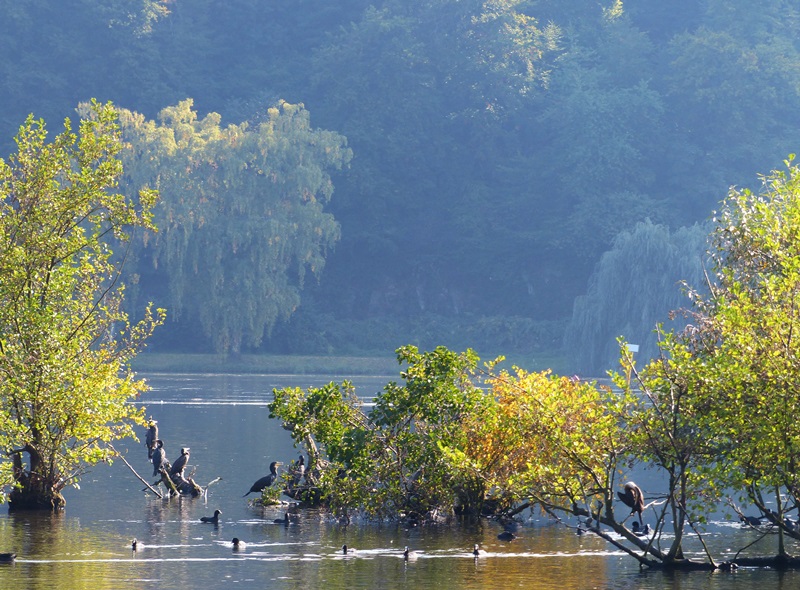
[151,440,167,476]
[232,537,245,551]
[274,512,290,526]
[243,461,282,497]
[617,481,645,519]
[0,552,16,562]
[170,447,190,479]
[145,420,158,459]
[497,530,516,541]
[201,509,222,524]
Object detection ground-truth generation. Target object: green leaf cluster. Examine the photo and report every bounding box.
[0,102,165,509]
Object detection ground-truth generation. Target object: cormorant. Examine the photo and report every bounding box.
[617,481,645,519]
[151,440,167,476]
[243,461,283,497]
[170,447,190,478]
[201,509,222,524]
[291,455,306,485]
[145,420,158,459]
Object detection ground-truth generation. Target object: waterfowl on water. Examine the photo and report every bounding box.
[131,538,138,551]
[342,544,355,554]
[631,521,651,537]
[497,530,516,541]
[0,553,16,562]
[243,461,282,497]
[201,509,222,524]
[472,543,483,557]
[617,481,645,519]
[274,512,290,526]
[232,538,245,551]
[403,546,417,560]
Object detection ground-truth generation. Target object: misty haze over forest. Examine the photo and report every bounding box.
[3,0,797,375]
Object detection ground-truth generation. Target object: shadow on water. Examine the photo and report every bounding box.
[0,373,798,589]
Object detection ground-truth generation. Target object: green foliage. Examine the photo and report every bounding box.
[270,345,493,518]
[636,156,800,555]
[0,102,165,509]
[116,99,352,353]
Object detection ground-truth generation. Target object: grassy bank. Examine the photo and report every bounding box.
[131,352,567,376]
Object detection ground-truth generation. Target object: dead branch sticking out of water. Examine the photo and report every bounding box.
[107,443,163,499]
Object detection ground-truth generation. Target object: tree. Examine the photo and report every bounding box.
[0,101,165,510]
[637,156,800,562]
[117,99,351,353]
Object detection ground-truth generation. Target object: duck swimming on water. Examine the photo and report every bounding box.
[201,509,222,525]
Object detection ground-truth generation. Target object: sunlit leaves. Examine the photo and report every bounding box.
[0,102,165,507]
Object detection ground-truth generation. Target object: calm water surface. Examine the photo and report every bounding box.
[0,373,798,589]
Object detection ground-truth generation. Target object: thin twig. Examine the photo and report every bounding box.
[107,443,163,499]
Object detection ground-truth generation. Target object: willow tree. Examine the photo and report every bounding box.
[116,99,351,353]
[0,101,165,510]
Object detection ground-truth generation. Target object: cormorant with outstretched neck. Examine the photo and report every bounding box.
[151,440,167,476]
[617,481,645,520]
[145,420,158,459]
[244,461,282,496]
[170,447,190,479]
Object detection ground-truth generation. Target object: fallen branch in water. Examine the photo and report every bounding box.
[107,443,163,499]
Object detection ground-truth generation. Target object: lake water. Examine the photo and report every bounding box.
[0,372,798,589]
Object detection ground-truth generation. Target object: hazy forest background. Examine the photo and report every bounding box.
[3,0,797,376]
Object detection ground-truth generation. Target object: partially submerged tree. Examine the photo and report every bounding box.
[0,101,165,510]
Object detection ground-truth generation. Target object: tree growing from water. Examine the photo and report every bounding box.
[0,102,165,510]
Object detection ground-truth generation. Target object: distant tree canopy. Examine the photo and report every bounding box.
[3,0,800,363]
[116,100,351,353]
[564,220,710,375]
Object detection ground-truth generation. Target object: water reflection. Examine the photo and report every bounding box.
[0,373,797,589]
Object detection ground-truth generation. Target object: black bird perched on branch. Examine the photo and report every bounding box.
[243,461,282,497]
[290,455,305,485]
[201,509,222,525]
[170,447,190,479]
[151,440,167,476]
[617,481,645,520]
[145,420,158,459]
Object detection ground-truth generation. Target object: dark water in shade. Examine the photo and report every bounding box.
[1,373,799,589]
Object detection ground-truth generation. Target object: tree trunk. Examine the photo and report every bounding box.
[7,446,66,511]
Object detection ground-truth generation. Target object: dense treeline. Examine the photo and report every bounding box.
[3,1,799,371]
